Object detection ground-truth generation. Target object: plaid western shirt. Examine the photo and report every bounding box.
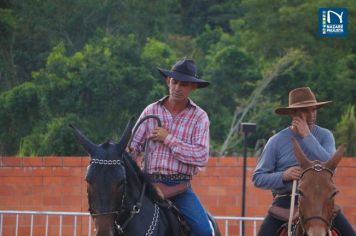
[129,96,210,176]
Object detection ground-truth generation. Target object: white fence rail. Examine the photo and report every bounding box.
[0,210,263,236]
[215,216,264,236]
[0,211,92,236]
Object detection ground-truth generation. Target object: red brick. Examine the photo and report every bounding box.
[207,186,228,196]
[339,168,356,177]
[1,156,356,231]
[58,185,82,196]
[0,167,31,177]
[2,176,42,185]
[207,158,218,167]
[340,159,353,166]
[43,157,63,166]
[0,196,20,206]
[23,157,43,166]
[62,196,82,206]
[63,157,83,167]
[218,158,240,166]
[62,177,83,186]
[53,167,82,177]
[42,196,62,206]
[218,195,238,206]
[81,156,91,167]
[32,167,53,176]
[219,177,240,186]
[43,177,62,185]
[1,157,23,167]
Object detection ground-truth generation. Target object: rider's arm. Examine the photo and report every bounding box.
[252,136,287,190]
[299,127,336,161]
[163,114,209,167]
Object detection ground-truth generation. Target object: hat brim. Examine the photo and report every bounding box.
[275,101,332,115]
[157,67,210,88]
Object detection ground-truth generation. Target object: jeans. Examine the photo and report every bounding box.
[160,179,212,236]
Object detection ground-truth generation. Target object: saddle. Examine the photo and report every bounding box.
[153,182,221,236]
[153,182,190,199]
[277,225,341,236]
[157,199,191,236]
[269,204,341,222]
[269,205,299,222]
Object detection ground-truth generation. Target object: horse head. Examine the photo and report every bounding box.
[70,118,135,236]
[292,138,345,236]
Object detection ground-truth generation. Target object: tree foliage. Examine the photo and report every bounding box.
[0,0,355,156]
[335,105,356,156]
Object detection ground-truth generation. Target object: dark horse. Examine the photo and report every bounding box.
[70,118,220,236]
[279,139,345,236]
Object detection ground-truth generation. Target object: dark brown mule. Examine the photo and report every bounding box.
[290,138,345,236]
[70,118,188,236]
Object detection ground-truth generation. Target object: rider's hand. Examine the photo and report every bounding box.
[149,127,169,142]
[291,113,310,138]
[126,147,134,153]
[282,166,302,182]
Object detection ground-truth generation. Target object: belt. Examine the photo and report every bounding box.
[274,193,299,200]
[149,173,192,182]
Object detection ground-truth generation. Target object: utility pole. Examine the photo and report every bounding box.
[239,122,256,236]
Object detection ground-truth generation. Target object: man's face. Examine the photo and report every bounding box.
[166,78,197,102]
[292,106,318,127]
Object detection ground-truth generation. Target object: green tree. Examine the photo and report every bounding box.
[3,34,173,156]
[0,82,40,155]
[230,0,356,135]
[0,7,17,91]
[335,105,356,157]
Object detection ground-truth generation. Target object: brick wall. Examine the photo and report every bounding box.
[0,156,355,235]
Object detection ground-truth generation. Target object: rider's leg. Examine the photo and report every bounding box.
[171,187,213,236]
[332,212,356,236]
[257,214,285,236]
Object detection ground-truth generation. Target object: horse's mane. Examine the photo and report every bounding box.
[122,151,164,202]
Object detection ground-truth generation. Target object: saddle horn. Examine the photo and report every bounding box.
[292,138,312,169]
[69,124,99,157]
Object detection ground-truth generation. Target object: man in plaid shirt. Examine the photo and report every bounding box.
[129,59,213,236]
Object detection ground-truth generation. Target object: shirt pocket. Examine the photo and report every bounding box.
[173,118,193,144]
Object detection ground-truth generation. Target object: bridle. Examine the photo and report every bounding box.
[88,115,162,235]
[87,158,126,218]
[88,157,160,235]
[298,164,336,234]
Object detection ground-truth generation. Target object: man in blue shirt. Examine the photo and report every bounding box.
[253,87,355,235]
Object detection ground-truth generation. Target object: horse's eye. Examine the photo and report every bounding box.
[330,191,339,199]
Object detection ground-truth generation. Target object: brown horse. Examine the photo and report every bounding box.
[290,138,345,236]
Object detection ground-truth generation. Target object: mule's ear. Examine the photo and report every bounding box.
[118,116,136,150]
[69,124,98,157]
[292,138,312,169]
[324,144,346,171]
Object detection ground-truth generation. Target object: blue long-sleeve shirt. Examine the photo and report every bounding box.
[252,125,336,195]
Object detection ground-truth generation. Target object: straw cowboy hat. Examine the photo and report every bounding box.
[157,59,210,88]
[275,87,332,115]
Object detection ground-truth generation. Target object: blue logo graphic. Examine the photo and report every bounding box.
[319,8,348,37]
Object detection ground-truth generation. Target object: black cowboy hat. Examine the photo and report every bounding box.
[157,59,210,88]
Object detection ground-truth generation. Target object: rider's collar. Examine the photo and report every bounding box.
[157,96,197,108]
